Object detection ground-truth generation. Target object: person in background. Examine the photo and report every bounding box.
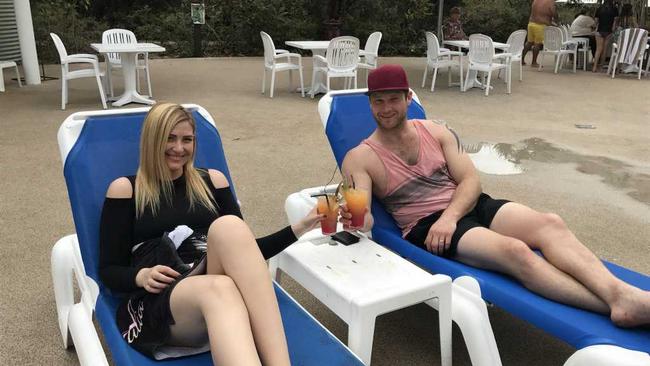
[592,0,619,72]
[522,0,558,67]
[442,6,467,41]
[617,4,638,31]
[570,9,597,58]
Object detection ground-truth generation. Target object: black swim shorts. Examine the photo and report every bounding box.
[405,193,510,257]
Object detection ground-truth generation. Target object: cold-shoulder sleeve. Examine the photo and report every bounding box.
[209,185,297,260]
[99,197,138,292]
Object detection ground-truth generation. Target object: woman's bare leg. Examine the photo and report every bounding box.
[592,34,604,72]
[206,215,290,366]
[169,275,261,366]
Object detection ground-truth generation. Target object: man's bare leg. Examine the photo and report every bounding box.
[522,42,534,65]
[454,227,609,313]
[531,43,541,67]
[490,203,650,327]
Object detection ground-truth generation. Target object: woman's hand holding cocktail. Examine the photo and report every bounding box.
[291,206,326,238]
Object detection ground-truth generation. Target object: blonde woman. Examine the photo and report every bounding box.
[99,103,322,365]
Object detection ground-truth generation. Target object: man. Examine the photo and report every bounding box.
[340,64,650,328]
[521,0,557,67]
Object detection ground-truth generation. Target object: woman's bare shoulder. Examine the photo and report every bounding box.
[106,177,133,198]
[207,169,229,189]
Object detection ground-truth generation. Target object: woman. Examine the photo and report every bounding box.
[592,0,619,72]
[99,103,322,365]
[442,7,467,41]
[617,3,638,30]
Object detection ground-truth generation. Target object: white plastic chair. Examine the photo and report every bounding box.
[538,26,576,74]
[358,32,383,82]
[50,33,107,110]
[465,34,511,96]
[311,36,360,98]
[559,25,589,71]
[0,60,22,92]
[260,31,304,98]
[607,28,649,80]
[499,30,527,81]
[102,29,152,98]
[421,32,464,92]
[563,24,591,71]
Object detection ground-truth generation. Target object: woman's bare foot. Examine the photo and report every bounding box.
[609,287,650,328]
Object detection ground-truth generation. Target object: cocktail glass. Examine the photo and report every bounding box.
[317,194,339,235]
[343,187,368,228]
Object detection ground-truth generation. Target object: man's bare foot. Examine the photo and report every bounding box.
[609,287,650,328]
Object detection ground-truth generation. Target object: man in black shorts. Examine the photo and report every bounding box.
[340,64,650,327]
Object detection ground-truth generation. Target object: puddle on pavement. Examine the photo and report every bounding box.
[464,138,650,206]
[465,143,524,175]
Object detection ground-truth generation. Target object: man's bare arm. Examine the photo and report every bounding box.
[341,147,375,232]
[437,125,482,223]
[418,122,481,254]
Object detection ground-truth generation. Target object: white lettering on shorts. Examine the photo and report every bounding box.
[121,299,144,343]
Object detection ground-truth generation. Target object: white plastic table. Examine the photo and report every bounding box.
[90,43,164,107]
[442,40,511,91]
[285,40,331,95]
[271,227,452,366]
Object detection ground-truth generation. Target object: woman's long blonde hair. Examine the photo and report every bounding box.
[135,103,216,217]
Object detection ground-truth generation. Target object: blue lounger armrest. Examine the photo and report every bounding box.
[319,89,650,365]
[52,105,364,365]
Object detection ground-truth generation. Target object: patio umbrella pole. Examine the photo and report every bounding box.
[437,0,444,39]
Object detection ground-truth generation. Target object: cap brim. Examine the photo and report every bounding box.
[365,87,410,96]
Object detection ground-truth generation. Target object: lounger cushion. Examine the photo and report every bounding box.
[323,91,650,353]
[63,109,362,365]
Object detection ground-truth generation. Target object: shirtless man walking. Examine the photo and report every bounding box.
[340,64,650,328]
[522,0,557,66]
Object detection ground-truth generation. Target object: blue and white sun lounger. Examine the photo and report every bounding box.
[318,89,650,366]
[51,105,364,365]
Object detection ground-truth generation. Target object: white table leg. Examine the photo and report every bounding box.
[112,52,155,107]
[306,50,329,96]
[347,313,377,365]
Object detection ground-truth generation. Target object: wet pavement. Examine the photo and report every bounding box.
[467,138,650,206]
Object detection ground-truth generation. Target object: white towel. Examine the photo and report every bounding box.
[617,28,649,65]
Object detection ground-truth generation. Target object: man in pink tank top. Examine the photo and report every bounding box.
[339,64,650,328]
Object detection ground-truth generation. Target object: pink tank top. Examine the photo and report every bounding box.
[363,120,457,237]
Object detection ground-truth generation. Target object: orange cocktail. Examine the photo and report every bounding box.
[317,195,339,235]
[343,188,368,228]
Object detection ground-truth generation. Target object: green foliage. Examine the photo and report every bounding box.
[32,0,108,63]
[461,0,531,43]
[343,0,435,55]
[38,0,639,59]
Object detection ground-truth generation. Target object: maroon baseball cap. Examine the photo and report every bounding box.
[366,64,410,95]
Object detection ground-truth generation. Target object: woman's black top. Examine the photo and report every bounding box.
[595,5,619,33]
[99,169,297,293]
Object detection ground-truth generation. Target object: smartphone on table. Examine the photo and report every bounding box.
[331,231,360,245]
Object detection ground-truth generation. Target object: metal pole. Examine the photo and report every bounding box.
[437,0,444,38]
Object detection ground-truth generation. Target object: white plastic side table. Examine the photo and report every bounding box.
[272,228,452,366]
